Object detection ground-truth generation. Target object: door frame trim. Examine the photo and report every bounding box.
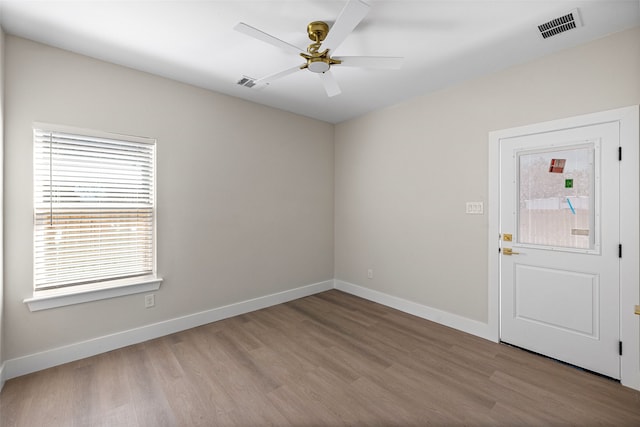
[488,105,640,390]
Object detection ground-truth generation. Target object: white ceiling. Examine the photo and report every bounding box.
[1,0,639,124]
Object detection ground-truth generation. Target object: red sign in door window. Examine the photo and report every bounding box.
[549,158,566,173]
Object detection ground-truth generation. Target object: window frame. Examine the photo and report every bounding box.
[25,123,162,312]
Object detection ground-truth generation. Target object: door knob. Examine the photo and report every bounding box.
[503,248,520,255]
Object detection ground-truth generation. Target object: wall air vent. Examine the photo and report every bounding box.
[538,9,582,39]
[237,76,256,88]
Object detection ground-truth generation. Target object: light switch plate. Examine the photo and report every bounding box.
[466,202,484,215]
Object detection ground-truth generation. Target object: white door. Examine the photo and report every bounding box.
[500,122,620,379]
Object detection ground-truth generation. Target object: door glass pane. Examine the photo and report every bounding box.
[517,144,595,249]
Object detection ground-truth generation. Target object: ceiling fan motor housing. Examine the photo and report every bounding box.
[307,21,329,41]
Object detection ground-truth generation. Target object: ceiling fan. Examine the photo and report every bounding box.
[234,0,403,97]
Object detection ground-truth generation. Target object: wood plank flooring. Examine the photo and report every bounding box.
[2,290,640,426]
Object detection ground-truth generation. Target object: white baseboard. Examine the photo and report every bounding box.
[3,280,333,382]
[335,280,496,342]
[0,361,5,391]
[4,276,634,393]
[3,278,498,385]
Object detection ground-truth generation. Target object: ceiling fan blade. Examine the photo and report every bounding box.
[322,0,371,53]
[319,71,341,97]
[255,65,303,86]
[234,22,304,54]
[334,56,403,69]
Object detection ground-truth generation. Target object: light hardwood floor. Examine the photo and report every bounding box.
[2,290,640,426]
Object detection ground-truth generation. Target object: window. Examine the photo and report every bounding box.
[27,124,161,311]
[517,143,596,251]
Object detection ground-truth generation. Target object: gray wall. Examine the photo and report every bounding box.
[334,26,640,323]
[3,26,640,367]
[4,36,334,360]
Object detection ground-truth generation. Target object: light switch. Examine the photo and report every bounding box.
[466,202,484,215]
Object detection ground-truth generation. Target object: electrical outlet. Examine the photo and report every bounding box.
[144,294,155,308]
[367,269,374,279]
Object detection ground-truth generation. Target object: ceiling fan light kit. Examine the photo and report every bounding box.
[234,0,403,97]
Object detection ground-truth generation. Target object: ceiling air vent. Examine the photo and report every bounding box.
[237,76,256,88]
[538,9,582,39]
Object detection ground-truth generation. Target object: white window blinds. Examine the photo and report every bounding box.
[34,127,156,291]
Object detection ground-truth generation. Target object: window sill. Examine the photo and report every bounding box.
[24,275,163,312]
